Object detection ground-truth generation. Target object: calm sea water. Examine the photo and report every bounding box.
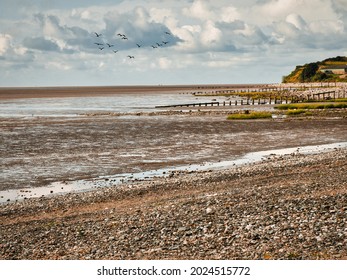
[0,92,231,117]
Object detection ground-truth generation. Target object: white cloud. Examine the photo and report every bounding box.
[149,7,174,24]
[285,13,307,30]
[46,61,71,70]
[200,20,222,47]
[220,6,240,23]
[0,34,12,55]
[309,20,344,34]
[157,57,172,69]
[273,21,300,39]
[0,33,34,66]
[183,0,213,20]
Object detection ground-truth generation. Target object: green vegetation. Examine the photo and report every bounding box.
[235,91,287,99]
[227,111,272,120]
[200,91,290,100]
[304,98,347,103]
[335,98,347,102]
[322,56,347,63]
[282,56,347,83]
[283,109,313,117]
[275,103,347,110]
[301,63,319,82]
[285,109,306,115]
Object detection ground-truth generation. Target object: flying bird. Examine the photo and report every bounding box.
[106,43,114,47]
[99,47,104,50]
[156,42,163,47]
[151,45,158,48]
[113,50,118,53]
[94,32,102,37]
[127,55,135,59]
[136,43,141,48]
[94,43,103,46]
[162,41,169,44]
[165,31,171,35]
[117,33,128,40]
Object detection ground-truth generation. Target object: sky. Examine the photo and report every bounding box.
[1,0,347,86]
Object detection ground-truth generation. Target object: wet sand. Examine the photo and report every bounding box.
[1,115,346,194]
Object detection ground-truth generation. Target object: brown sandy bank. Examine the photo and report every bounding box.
[0,84,265,99]
[0,86,191,99]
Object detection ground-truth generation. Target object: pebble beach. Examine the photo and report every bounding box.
[1,147,346,260]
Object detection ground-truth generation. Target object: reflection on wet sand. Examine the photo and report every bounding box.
[1,142,346,203]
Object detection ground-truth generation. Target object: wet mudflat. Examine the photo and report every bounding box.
[1,115,346,193]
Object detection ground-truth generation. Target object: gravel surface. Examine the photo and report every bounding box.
[1,147,346,260]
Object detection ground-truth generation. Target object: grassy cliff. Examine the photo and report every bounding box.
[283,56,347,83]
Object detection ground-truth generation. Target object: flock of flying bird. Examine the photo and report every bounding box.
[93,31,173,59]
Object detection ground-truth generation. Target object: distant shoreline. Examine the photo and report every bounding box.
[0,84,268,100]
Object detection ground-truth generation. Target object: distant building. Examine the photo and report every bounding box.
[320,65,347,75]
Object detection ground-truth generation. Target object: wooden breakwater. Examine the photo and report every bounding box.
[155,97,295,109]
[155,88,347,109]
[179,84,347,101]
[156,101,220,108]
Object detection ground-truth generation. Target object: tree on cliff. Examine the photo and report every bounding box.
[300,63,319,82]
